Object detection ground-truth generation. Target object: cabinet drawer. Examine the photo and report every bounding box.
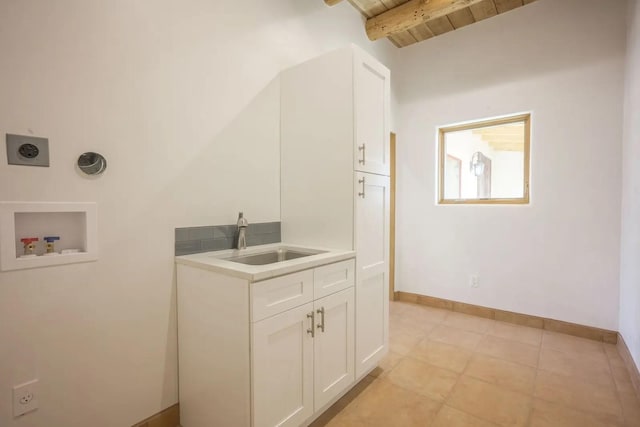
[251,270,314,322]
[314,259,355,299]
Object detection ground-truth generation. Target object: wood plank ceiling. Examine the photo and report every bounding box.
[473,124,525,152]
[342,0,537,48]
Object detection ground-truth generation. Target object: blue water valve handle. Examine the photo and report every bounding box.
[43,236,60,254]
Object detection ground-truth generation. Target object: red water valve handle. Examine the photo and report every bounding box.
[20,238,39,244]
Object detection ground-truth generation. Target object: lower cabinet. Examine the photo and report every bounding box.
[252,302,315,427]
[313,288,355,410]
[252,287,355,427]
[177,258,362,427]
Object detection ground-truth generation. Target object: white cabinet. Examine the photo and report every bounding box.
[313,288,355,410]
[281,44,391,250]
[252,277,355,427]
[252,302,314,427]
[281,44,391,382]
[177,259,356,427]
[354,50,391,176]
[252,287,355,427]
[354,172,390,377]
[177,44,391,427]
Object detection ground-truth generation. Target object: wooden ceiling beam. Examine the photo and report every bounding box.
[365,0,486,40]
[324,0,344,5]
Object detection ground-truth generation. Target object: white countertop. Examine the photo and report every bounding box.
[175,243,356,281]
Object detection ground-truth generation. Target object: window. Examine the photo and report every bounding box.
[438,113,530,204]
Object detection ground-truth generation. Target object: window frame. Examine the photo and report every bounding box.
[437,113,531,205]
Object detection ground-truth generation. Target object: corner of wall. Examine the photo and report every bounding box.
[619,0,640,372]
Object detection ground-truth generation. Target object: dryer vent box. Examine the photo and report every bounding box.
[6,134,50,167]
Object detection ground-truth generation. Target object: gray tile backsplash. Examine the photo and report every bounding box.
[175,222,281,256]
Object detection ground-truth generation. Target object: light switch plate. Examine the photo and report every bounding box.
[6,134,50,167]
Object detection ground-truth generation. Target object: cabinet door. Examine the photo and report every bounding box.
[252,302,314,427]
[313,287,355,410]
[354,172,390,378]
[354,50,390,176]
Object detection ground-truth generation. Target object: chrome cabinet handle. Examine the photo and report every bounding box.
[358,177,366,198]
[358,144,366,165]
[316,307,325,333]
[307,311,315,337]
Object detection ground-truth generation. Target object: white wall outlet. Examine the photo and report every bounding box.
[13,379,39,417]
[469,274,479,288]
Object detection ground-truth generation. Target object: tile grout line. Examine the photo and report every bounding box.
[397,301,582,425]
[390,301,634,426]
[403,303,542,370]
[438,314,499,427]
[525,335,544,427]
[533,366,628,422]
[603,342,628,424]
[443,361,536,426]
[392,303,452,421]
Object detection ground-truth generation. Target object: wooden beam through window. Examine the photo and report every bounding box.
[365,0,486,41]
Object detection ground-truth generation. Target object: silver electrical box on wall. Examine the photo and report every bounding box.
[6,134,50,167]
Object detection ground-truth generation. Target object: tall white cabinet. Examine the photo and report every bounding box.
[354,52,391,176]
[354,172,390,376]
[281,45,391,379]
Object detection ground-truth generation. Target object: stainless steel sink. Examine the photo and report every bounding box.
[224,248,325,265]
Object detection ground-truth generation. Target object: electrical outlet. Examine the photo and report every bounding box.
[6,134,50,167]
[469,274,479,288]
[13,379,39,417]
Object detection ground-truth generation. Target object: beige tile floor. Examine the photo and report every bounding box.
[311,300,640,427]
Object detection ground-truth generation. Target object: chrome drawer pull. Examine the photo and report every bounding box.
[316,307,325,333]
[307,311,315,337]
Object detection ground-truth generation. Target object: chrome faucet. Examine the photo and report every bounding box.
[236,212,248,249]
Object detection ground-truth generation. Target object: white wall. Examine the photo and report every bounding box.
[620,0,640,369]
[394,0,626,330]
[0,1,396,426]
